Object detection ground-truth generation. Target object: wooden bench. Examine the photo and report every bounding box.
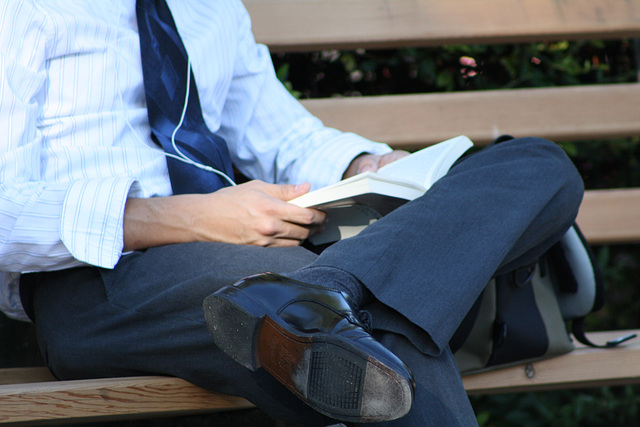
[2,0,639,424]
[2,329,639,424]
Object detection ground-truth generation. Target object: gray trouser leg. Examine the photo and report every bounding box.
[28,137,582,426]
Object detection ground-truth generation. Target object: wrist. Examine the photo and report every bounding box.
[123,195,200,251]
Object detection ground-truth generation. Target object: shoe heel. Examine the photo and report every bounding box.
[203,286,269,370]
[257,317,370,421]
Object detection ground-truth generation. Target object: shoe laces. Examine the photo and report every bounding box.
[354,308,373,333]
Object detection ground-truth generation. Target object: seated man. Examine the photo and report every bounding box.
[0,0,583,425]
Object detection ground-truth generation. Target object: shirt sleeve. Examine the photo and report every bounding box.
[217,3,392,191]
[0,3,132,274]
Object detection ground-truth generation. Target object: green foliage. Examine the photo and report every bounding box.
[274,62,302,99]
[272,40,637,98]
[561,137,640,190]
[589,244,640,332]
[472,386,640,427]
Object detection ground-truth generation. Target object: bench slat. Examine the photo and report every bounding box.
[577,189,640,245]
[463,330,640,394]
[300,83,640,149]
[0,375,254,424]
[246,0,640,52]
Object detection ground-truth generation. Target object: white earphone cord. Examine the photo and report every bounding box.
[115,6,235,188]
[168,56,236,187]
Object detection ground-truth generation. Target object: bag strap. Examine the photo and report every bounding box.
[571,317,637,348]
[561,224,636,347]
[573,224,605,312]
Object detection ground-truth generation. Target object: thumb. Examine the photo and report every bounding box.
[270,182,311,201]
[356,155,380,174]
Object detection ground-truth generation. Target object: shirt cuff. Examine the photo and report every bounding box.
[294,126,393,190]
[317,132,393,188]
[60,178,135,269]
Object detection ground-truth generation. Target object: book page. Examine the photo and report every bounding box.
[290,171,424,209]
[377,135,473,188]
[290,135,472,209]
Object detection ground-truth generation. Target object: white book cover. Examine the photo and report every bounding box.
[291,135,473,244]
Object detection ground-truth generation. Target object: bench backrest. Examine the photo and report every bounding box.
[244,0,640,246]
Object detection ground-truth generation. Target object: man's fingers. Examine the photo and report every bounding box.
[263,182,311,201]
[256,181,326,226]
[360,151,410,172]
[344,150,412,178]
[229,181,326,244]
[351,155,379,174]
[378,150,410,168]
[281,221,316,241]
[258,220,323,247]
[286,206,326,227]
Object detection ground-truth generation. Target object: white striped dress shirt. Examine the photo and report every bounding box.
[0,0,391,320]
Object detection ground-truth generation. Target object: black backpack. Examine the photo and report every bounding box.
[451,223,636,374]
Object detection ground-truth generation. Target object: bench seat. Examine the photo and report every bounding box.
[1,330,638,424]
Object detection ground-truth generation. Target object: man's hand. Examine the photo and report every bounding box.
[123,181,326,250]
[343,150,410,179]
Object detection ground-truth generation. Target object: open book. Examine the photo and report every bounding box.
[290,135,474,245]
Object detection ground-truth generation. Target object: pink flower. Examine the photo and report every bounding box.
[459,56,477,67]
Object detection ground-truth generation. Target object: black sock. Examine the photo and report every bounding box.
[286,266,370,307]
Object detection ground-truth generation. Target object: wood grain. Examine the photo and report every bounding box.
[300,83,640,149]
[0,375,253,424]
[463,330,640,394]
[245,0,640,52]
[578,189,640,245]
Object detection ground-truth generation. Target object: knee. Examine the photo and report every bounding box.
[506,136,582,187]
[497,136,584,211]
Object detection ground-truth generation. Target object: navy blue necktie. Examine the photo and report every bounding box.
[136,0,235,194]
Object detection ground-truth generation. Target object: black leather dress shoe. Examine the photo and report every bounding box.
[203,272,415,423]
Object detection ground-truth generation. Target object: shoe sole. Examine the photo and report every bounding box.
[203,286,412,423]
